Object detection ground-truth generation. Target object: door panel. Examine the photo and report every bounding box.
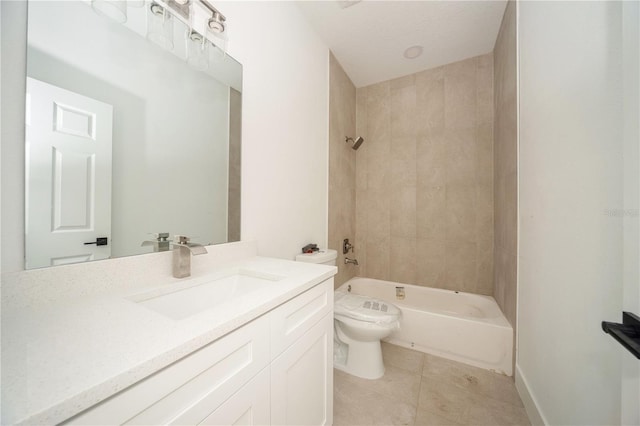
[52,149,95,231]
[518,1,638,424]
[53,102,97,139]
[621,1,639,423]
[25,77,113,269]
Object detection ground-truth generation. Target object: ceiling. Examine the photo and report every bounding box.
[297,0,507,87]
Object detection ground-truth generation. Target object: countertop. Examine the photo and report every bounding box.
[1,242,336,425]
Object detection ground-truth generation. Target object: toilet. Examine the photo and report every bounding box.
[333,292,400,379]
[295,249,401,380]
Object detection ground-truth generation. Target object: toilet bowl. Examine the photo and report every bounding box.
[293,251,400,379]
[333,292,401,380]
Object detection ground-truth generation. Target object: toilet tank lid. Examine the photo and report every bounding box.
[334,292,401,324]
[295,249,337,264]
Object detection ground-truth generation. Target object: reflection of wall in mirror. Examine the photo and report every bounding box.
[27,1,230,260]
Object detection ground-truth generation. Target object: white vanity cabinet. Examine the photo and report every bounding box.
[64,278,333,426]
[269,278,334,426]
[197,367,271,425]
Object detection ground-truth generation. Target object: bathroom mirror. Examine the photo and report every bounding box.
[24,1,242,269]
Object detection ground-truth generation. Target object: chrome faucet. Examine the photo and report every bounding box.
[172,235,207,278]
[141,232,171,252]
[344,257,359,266]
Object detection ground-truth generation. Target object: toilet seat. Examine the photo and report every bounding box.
[334,292,400,326]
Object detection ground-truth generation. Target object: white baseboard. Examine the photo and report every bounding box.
[515,363,547,426]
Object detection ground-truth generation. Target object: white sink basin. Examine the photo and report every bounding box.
[134,270,284,320]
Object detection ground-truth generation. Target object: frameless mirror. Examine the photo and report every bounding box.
[24,0,241,269]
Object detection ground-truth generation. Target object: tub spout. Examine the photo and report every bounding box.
[345,257,359,266]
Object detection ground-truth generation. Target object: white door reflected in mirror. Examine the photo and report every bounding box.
[26,77,113,269]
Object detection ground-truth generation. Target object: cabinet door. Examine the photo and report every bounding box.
[199,368,270,426]
[270,279,333,358]
[270,313,333,426]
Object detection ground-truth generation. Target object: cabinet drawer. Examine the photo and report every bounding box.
[270,279,333,359]
[66,317,269,425]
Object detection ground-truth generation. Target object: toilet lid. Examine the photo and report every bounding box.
[334,292,401,325]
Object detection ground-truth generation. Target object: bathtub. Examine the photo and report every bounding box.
[337,277,513,376]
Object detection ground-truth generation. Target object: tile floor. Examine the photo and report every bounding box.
[334,343,530,426]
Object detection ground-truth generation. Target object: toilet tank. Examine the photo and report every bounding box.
[295,249,337,266]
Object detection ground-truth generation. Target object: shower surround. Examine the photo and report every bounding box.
[328,53,357,288]
[354,53,495,295]
[493,0,518,333]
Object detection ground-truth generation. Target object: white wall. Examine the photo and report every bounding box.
[517,1,627,424]
[0,1,27,273]
[0,1,329,271]
[0,5,4,421]
[221,1,329,260]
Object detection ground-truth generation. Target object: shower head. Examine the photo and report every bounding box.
[346,136,365,151]
[352,136,364,150]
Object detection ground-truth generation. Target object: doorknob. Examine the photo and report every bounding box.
[84,237,108,246]
[602,312,640,359]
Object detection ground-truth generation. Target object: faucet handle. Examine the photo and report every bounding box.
[172,235,207,255]
[148,232,171,241]
[174,235,190,244]
[142,233,172,251]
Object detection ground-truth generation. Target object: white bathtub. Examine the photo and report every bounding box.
[337,277,513,376]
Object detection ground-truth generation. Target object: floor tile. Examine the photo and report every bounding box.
[337,364,422,407]
[418,376,476,424]
[422,352,485,379]
[482,373,525,408]
[414,406,464,426]
[334,343,530,426]
[334,372,416,425]
[466,395,530,425]
[382,342,425,374]
[422,353,523,408]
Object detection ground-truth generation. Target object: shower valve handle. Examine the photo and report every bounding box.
[343,238,354,254]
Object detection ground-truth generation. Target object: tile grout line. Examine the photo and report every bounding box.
[412,354,427,425]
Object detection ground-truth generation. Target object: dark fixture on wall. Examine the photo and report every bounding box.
[602,312,640,359]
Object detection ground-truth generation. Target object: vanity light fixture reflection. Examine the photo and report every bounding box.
[207,10,225,34]
[91,0,128,23]
[203,2,228,56]
[147,2,174,50]
[91,0,230,58]
[186,30,209,71]
[206,23,228,60]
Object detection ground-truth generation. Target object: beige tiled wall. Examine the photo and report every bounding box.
[493,1,518,328]
[355,54,495,295]
[328,54,358,288]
